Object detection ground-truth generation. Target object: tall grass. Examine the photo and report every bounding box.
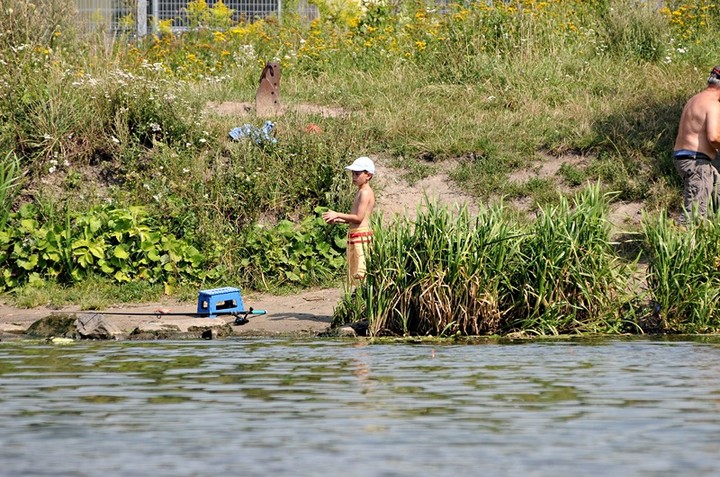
[335,183,635,337]
[643,208,720,333]
[508,184,634,335]
[0,151,21,231]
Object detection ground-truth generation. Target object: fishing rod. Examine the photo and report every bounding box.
[86,308,267,326]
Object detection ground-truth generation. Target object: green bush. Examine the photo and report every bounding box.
[0,204,218,290]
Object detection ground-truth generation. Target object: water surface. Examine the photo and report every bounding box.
[1,338,719,476]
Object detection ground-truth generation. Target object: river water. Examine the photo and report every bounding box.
[1,337,719,477]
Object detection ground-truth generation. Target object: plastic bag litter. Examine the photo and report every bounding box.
[229,121,277,145]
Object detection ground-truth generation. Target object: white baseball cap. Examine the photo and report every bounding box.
[345,156,375,174]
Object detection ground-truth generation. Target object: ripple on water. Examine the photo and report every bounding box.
[0,338,719,476]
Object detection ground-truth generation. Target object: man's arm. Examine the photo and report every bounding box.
[706,101,720,150]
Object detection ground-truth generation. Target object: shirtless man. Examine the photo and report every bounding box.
[323,156,376,287]
[673,65,720,222]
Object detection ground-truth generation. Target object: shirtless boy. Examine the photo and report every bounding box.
[323,156,376,287]
[673,65,720,222]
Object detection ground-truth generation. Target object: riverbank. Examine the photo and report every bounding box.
[0,288,341,340]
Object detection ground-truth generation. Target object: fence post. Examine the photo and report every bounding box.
[151,0,159,33]
[278,0,282,23]
[137,0,147,37]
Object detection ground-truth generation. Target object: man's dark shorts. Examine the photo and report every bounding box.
[673,149,718,222]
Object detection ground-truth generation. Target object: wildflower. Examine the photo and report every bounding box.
[111,136,120,144]
[183,168,190,174]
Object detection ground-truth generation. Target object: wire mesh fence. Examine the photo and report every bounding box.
[75,0,318,36]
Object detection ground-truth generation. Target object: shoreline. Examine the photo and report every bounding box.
[0,288,341,341]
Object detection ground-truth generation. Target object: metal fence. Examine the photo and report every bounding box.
[75,0,318,37]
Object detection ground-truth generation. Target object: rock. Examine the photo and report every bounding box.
[127,319,233,340]
[188,323,234,339]
[76,313,126,340]
[128,322,182,340]
[0,322,28,336]
[25,314,81,339]
[337,326,358,337]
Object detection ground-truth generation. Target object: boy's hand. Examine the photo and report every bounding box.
[322,211,338,224]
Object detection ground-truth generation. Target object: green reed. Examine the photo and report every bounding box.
[0,151,20,232]
[509,184,634,335]
[338,201,521,336]
[334,183,634,337]
[643,208,720,333]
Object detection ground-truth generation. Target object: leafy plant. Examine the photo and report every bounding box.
[0,151,21,231]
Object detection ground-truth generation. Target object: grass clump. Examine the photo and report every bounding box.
[643,208,720,333]
[335,183,635,337]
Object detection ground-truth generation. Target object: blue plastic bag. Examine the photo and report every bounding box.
[229,121,277,145]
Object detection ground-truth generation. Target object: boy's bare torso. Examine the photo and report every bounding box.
[349,185,375,231]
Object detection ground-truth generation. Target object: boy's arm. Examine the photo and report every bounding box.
[323,189,372,224]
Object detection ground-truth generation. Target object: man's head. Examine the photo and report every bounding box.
[708,65,720,86]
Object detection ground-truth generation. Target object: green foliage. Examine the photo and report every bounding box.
[595,1,670,62]
[0,204,219,291]
[0,151,21,231]
[184,0,236,30]
[643,208,720,333]
[509,184,633,334]
[234,209,346,289]
[334,184,634,337]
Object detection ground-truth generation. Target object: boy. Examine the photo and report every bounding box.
[323,156,376,287]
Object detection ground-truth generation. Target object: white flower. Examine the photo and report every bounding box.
[111,136,120,144]
[199,138,206,143]
[183,168,190,174]
[48,166,56,173]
